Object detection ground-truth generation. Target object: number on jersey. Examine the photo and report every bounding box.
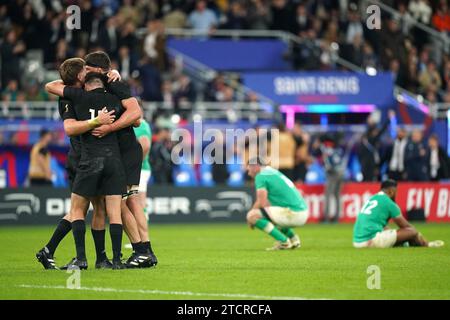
[89,108,106,120]
[361,200,378,215]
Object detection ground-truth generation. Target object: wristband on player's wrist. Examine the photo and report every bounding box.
[88,117,101,128]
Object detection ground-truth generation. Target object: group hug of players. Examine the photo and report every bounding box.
[35,51,157,270]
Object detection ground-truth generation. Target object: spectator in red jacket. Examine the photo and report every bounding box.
[432,1,450,33]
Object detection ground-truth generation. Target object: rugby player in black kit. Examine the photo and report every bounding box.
[44,57,155,269]
[37,59,115,269]
[85,51,157,267]
[46,72,127,269]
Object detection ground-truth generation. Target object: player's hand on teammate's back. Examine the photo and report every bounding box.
[107,69,121,82]
[97,107,115,125]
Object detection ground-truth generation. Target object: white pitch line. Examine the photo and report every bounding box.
[17,284,328,300]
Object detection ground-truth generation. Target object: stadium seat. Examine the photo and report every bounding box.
[173,156,198,187]
[227,157,244,187]
[50,157,66,187]
[200,162,215,187]
[305,160,326,184]
[349,156,363,182]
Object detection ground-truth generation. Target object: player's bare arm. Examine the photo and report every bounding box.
[36,151,52,180]
[91,97,141,137]
[46,80,116,136]
[138,136,151,161]
[64,107,116,137]
[45,79,65,97]
[393,215,414,230]
[392,215,429,246]
[106,69,121,82]
[251,189,270,212]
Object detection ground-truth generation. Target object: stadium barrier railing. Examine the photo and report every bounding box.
[0,101,277,122]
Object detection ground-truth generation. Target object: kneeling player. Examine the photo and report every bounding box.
[353,179,444,248]
[246,157,309,250]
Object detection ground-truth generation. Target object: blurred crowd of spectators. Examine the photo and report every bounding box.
[0,0,256,111]
[278,117,450,184]
[1,112,449,186]
[285,118,449,183]
[1,0,450,105]
[146,114,450,186]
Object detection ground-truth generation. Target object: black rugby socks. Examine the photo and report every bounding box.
[72,220,86,260]
[46,219,72,255]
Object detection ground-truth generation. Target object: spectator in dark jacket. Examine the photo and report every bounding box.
[358,112,392,182]
[174,74,196,103]
[385,127,408,181]
[150,127,173,184]
[211,135,229,184]
[1,29,25,87]
[97,16,119,58]
[118,21,139,58]
[379,18,407,69]
[405,130,429,181]
[427,134,450,181]
[222,1,248,30]
[118,46,138,81]
[139,58,163,102]
[270,0,293,31]
[322,136,345,223]
[291,3,311,36]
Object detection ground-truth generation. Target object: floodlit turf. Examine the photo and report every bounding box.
[0,223,449,300]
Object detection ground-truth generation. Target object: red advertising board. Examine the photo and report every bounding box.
[297,183,450,223]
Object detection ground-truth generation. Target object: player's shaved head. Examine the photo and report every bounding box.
[84,72,107,91]
[85,51,111,72]
[381,179,397,190]
[59,58,86,86]
[248,156,268,166]
[247,157,269,178]
[381,179,398,200]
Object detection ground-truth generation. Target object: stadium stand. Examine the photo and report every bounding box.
[1,0,450,188]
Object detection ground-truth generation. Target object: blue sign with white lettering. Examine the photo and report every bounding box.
[242,72,395,106]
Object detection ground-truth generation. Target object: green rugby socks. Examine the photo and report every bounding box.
[254,219,288,243]
[280,228,296,239]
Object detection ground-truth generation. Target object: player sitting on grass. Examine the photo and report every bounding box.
[246,157,309,250]
[353,179,444,248]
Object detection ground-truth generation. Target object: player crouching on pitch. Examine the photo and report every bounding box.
[353,179,444,248]
[246,157,309,250]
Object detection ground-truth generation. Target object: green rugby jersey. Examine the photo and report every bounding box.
[255,166,307,212]
[133,119,152,171]
[353,191,401,243]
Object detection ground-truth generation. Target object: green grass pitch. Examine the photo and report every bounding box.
[0,223,449,300]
